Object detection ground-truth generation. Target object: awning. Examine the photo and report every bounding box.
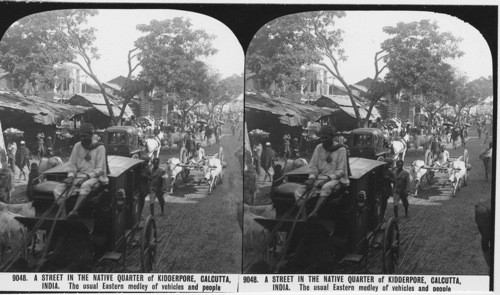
[0,91,90,125]
[245,92,332,127]
[69,93,134,119]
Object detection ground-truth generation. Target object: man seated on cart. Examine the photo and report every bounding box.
[189,142,206,167]
[294,125,349,220]
[432,144,450,168]
[53,123,108,220]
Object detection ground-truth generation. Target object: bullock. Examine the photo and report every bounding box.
[164,131,188,151]
[410,134,431,157]
[0,209,28,263]
[242,204,276,273]
[203,157,223,194]
[144,131,164,159]
[389,132,409,162]
[475,199,491,268]
[272,158,308,190]
[447,156,467,195]
[26,157,63,201]
[243,170,259,205]
[164,157,183,194]
[479,143,492,180]
[38,156,63,174]
[409,159,428,196]
[0,168,13,204]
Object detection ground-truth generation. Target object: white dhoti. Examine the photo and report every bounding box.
[294,179,341,201]
[53,173,101,205]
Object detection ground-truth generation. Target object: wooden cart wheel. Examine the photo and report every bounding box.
[376,156,385,162]
[140,216,157,272]
[452,178,460,197]
[425,170,434,185]
[463,149,469,186]
[218,146,224,161]
[208,176,216,194]
[179,147,188,164]
[218,169,224,184]
[132,153,139,159]
[181,168,190,183]
[463,149,469,166]
[382,217,400,274]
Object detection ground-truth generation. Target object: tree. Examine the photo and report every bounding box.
[448,75,493,122]
[134,17,218,130]
[201,73,243,124]
[0,10,120,124]
[380,20,463,127]
[246,14,324,94]
[113,48,145,122]
[247,11,380,125]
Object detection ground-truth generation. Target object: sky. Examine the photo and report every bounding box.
[90,9,492,85]
[328,10,493,84]
[80,9,244,83]
[1,9,493,86]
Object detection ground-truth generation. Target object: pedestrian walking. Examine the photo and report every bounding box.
[7,140,17,173]
[253,142,263,179]
[214,125,220,145]
[46,136,54,156]
[479,142,493,180]
[139,156,151,217]
[205,125,214,147]
[185,133,196,159]
[282,134,291,159]
[149,158,166,215]
[36,133,45,159]
[459,126,467,147]
[231,122,236,136]
[392,160,410,219]
[482,124,491,145]
[15,141,30,181]
[477,125,482,140]
[260,142,276,183]
[451,128,460,150]
[381,158,395,221]
[290,138,300,158]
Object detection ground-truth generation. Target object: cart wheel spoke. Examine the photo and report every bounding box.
[382,217,400,274]
[141,216,157,272]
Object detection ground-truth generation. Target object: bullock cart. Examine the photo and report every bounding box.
[2,156,158,272]
[166,146,226,194]
[412,149,471,197]
[254,157,400,274]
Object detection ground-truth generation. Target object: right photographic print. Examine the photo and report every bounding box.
[242,9,494,281]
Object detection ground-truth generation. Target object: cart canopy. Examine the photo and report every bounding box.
[42,155,143,178]
[284,157,386,180]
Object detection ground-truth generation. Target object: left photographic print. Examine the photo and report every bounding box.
[0,9,244,274]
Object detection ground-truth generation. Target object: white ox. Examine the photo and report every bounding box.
[410,159,427,196]
[165,157,183,194]
[447,157,468,189]
[0,202,36,261]
[203,157,223,194]
[242,204,276,273]
[409,149,434,196]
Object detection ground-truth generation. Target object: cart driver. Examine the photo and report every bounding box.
[433,144,450,168]
[294,125,349,220]
[190,142,206,166]
[53,123,108,220]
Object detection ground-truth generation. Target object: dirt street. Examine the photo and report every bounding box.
[367,131,491,275]
[8,126,242,273]
[250,130,492,276]
[104,126,243,273]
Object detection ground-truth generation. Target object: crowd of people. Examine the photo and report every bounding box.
[248,112,493,224]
